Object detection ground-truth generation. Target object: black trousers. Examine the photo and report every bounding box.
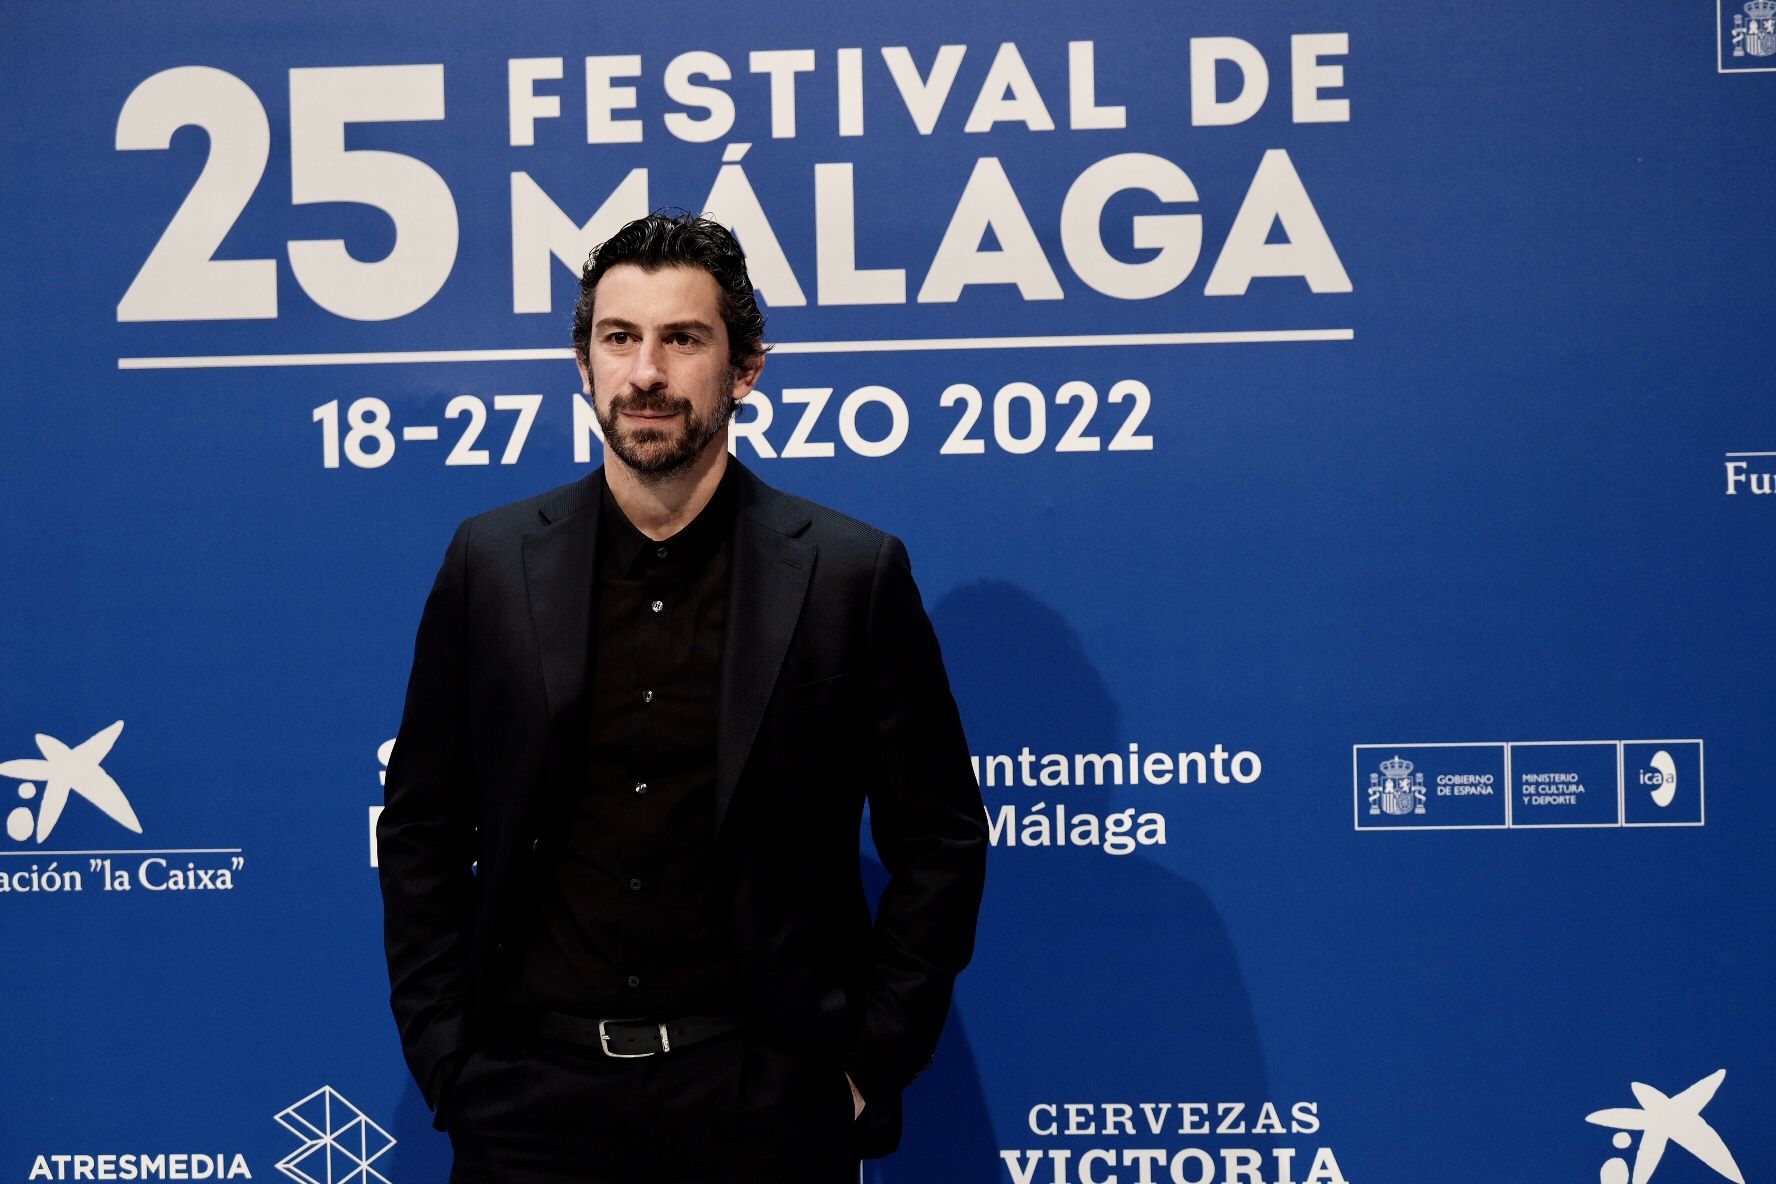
[442,1027,859,1184]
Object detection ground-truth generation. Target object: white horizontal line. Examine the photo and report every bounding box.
[0,847,244,857]
[1508,822,1623,829]
[771,329,1354,353]
[120,347,574,370]
[1355,824,1511,832]
[1354,742,1506,749]
[1724,450,1776,457]
[401,425,440,441]
[115,329,1354,370]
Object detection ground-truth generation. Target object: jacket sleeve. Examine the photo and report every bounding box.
[843,535,988,1103]
[377,519,479,1109]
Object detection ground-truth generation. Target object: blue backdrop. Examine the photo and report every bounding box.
[3,3,1772,1183]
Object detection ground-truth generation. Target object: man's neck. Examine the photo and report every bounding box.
[603,443,730,541]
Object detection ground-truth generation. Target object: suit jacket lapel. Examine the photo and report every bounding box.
[522,473,601,803]
[717,464,815,830]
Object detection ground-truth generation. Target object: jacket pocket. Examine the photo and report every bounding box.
[766,670,853,718]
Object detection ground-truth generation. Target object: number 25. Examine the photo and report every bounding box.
[115,64,458,322]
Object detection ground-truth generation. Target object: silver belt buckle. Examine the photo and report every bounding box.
[597,1018,671,1058]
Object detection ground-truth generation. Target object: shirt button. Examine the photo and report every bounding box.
[642,690,654,703]
[655,547,668,559]
[650,599,664,613]
[628,877,642,892]
[627,975,641,989]
[634,782,648,795]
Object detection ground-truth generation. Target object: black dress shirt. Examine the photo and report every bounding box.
[510,469,740,1018]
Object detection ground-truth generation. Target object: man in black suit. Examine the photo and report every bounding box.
[377,212,987,1183]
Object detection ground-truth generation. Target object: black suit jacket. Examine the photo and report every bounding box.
[377,461,987,1156]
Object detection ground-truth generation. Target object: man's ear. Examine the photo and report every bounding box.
[731,352,765,403]
[575,354,592,394]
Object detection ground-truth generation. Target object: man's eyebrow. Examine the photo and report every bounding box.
[592,317,717,336]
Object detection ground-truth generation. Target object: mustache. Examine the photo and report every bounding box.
[608,389,691,415]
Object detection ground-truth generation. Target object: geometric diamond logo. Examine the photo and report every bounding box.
[274,1086,395,1184]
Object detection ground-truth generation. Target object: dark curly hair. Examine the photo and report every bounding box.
[571,211,769,370]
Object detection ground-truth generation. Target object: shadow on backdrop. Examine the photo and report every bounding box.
[865,581,1271,1181]
[387,1079,453,1182]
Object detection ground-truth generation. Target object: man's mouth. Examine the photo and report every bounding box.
[618,402,683,421]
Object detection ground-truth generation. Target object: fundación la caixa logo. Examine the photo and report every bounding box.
[1722,448,1776,495]
[1720,0,1776,71]
[0,721,140,844]
[1587,1070,1743,1184]
[1,718,246,895]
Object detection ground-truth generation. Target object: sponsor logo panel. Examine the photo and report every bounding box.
[1587,1069,1743,1184]
[975,741,1263,856]
[21,1088,395,1183]
[1720,0,1776,72]
[1354,740,1703,832]
[1721,450,1776,494]
[274,1087,396,1184]
[1353,744,1506,830]
[1623,741,1704,826]
[1,719,246,898]
[1001,1098,1348,1184]
[1509,741,1620,828]
[370,736,1267,863]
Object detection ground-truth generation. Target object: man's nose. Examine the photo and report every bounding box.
[629,338,667,388]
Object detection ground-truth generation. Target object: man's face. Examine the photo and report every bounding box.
[579,263,761,482]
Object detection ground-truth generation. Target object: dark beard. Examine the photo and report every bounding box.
[593,376,737,482]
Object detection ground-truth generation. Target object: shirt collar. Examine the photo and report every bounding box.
[598,463,738,577]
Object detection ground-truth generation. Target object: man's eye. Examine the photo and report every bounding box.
[607,332,630,344]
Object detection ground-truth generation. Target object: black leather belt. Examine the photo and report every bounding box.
[515,1009,744,1058]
